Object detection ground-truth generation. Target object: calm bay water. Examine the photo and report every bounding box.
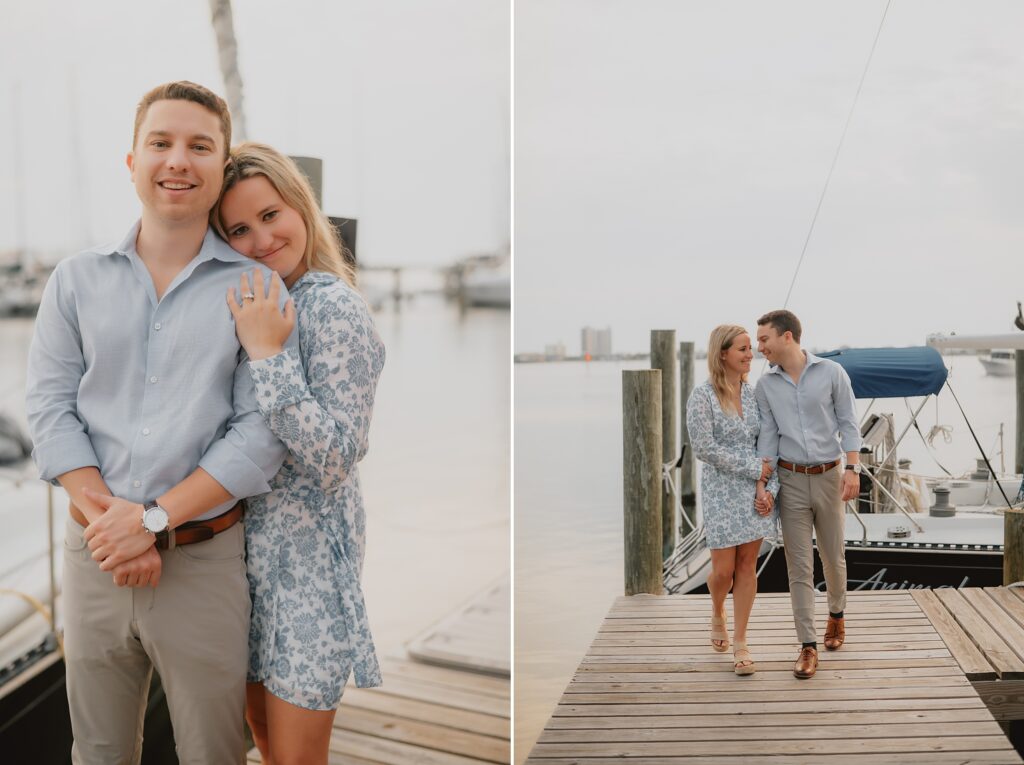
[514,353,1018,761]
[0,288,510,658]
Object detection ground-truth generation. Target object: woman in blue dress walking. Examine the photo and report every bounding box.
[686,324,779,674]
[213,143,385,763]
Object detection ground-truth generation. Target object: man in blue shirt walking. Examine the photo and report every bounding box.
[27,81,294,763]
[755,310,861,680]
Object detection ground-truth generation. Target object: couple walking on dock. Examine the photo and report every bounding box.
[687,309,862,679]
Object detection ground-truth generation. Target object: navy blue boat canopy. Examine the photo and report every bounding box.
[814,346,948,399]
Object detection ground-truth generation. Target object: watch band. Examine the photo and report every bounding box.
[143,500,171,548]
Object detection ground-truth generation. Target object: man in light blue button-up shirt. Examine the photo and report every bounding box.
[26,81,295,763]
[755,310,861,680]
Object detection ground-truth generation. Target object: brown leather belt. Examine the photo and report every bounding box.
[156,503,243,550]
[69,501,243,550]
[778,459,841,475]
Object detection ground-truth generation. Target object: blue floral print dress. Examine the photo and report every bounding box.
[244,270,385,710]
[686,381,779,550]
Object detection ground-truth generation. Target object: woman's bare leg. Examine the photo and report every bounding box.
[707,547,737,648]
[265,688,337,765]
[732,538,764,656]
[246,682,273,764]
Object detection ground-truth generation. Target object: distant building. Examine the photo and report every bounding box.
[581,326,612,359]
[544,342,567,361]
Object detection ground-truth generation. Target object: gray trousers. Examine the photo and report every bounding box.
[778,467,847,644]
[62,517,250,765]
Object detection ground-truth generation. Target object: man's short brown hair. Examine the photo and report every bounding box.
[757,309,802,343]
[133,81,231,157]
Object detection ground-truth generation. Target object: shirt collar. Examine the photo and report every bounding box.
[765,349,821,375]
[88,221,250,265]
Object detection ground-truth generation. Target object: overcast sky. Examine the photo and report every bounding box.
[515,0,1024,352]
[0,0,508,267]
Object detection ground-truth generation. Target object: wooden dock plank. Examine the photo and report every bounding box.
[528,737,1015,757]
[964,588,1024,666]
[537,720,1005,743]
[527,591,1023,763]
[911,589,997,680]
[934,588,1024,679]
[525,756,1021,765]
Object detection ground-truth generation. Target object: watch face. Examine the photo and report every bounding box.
[144,507,169,533]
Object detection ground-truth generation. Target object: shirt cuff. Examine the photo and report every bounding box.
[199,440,272,499]
[32,432,100,485]
[249,348,307,414]
[840,434,863,453]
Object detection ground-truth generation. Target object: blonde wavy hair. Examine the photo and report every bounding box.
[212,142,356,287]
[707,324,750,415]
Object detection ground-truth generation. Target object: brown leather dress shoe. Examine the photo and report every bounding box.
[793,646,818,679]
[824,616,845,650]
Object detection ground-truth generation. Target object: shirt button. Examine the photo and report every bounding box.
[150,376,158,383]
[154,323,162,330]
[133,480,141,488]
[142,428,151,436]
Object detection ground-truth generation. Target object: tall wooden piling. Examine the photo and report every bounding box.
[678,341,697,532]
[650,331,677,560]
[1016,350,1024,475]
[622,370,663,596]
[1005,507,1024,585]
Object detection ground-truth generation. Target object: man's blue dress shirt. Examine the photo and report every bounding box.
[755,352,862,466]
[26,222,296,521]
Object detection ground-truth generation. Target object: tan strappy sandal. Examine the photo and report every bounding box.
[710,614,730,652]
[733,641,755,675]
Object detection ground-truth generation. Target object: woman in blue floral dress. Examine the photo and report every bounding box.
[686,324,779,674]
[213,142,384,763]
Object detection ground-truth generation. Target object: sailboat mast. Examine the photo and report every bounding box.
[208,0,248,141]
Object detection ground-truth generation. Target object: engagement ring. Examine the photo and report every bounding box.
[242,293,256,302]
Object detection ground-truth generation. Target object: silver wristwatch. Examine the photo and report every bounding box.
[845,463,862,475]
[142,500,170,535]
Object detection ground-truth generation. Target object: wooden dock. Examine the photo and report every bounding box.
[248,656,510,764]
[525,590,1024,764]
[912,587,1024,720]
[408,575,510,675]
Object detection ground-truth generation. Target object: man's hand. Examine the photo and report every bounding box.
[755,483,774,516]
[110,546,162,588]
[841,470,860,502]
[82,488,156,570]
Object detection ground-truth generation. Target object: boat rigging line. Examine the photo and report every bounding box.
[781,0,892,309]
[943,380,1015,510]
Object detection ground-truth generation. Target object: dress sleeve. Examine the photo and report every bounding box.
[247,285,385,495]
[686,386,763,480]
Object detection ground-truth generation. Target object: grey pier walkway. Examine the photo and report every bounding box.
[525,590,1024,764]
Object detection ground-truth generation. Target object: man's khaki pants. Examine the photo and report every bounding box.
[778,467,847,645]
[62,517,250,765]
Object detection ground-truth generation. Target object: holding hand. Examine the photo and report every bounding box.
[841,469,860,502]
[226,269,295,361]
[755,484,774,516]
[759,458,773,483]
[82,488,155,570]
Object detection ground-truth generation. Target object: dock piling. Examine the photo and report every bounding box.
[1016,350,1024,474]
[650,331,677,560]
[1005,507,1024,586]
[678,341,697,531]
[622,369,663,595]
